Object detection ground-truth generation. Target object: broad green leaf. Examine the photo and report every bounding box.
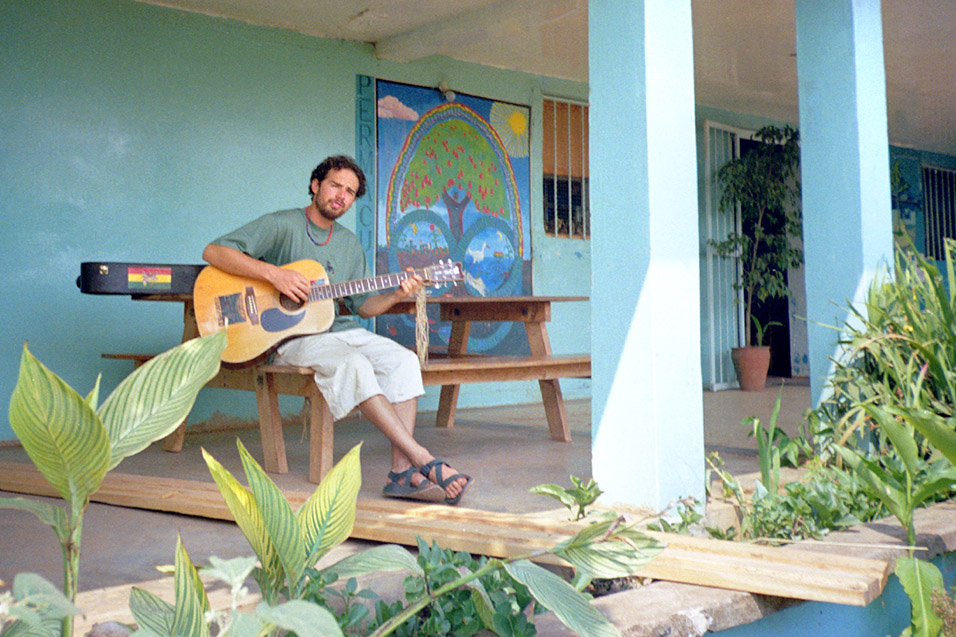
[528,484,576,509]
[912,471,956,510]
[99,331,225,470]
[170,536,210,637]
[834,446,908,524]
[11,572,82,619]
[0,498,70,546]
[906,412,956,470]
[504,559,619,637]
[2,612,61,637]
[200,555,258,590]
[298,443,362,566]
[4,606,43,631]
[237,440,307,588]
[320,544,423,581]
[8,344,110,511]
[129,587,175,636]
[222,612,265,637]
[552,519,664,579]
[866,405,920,477]
[256,600,343,637]
[202,447,284,599]
[896,557,944,637]
[85,374,101,412]
[461,575,497,633]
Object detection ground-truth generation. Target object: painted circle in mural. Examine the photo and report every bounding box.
[454,214,520,298]
[446,215,522,352]
[387,208,455,274]
[387,209,458,345]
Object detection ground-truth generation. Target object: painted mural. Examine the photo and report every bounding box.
[375,80,532,352]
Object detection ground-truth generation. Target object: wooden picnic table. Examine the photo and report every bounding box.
[94,280,589,480]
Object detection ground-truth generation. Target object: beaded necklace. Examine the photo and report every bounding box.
[304,208,333,246]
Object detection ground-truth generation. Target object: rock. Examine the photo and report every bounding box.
[85,621,132,637]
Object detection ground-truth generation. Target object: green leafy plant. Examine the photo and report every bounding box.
[2,332,225,636]
[0,573,81,636]
[646,498,703,535]
[751,316,782,348]
[359,539,538,637]
[145,450,664,637]
[710,124,802,347]
[529,476,604,521]
[130,535,340,637]
[705,395,887,543]
[810,240,956,636]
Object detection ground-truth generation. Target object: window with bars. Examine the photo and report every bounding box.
[923,165,956,259]
[542,98,589,239]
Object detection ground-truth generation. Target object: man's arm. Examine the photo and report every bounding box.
[202,243,311,302]
[356,271,424,319]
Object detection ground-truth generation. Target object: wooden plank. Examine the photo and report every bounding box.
[74,573,249,635]
[0,463,890,606]
[421,357,591,385]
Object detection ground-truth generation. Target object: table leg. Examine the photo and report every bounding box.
[435,319,470,428]
[163,300,200,452]
[525,321,572,442]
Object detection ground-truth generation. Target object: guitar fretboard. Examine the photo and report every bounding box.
[308,270,418,302]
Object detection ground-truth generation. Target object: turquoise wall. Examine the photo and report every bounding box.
[716,552,956,635]
[0,0,590,441]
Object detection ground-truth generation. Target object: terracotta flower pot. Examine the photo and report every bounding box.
[731,346,771,391]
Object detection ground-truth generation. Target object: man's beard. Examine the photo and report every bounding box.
[316,198,346,221]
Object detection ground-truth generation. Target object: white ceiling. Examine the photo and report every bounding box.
[137,0,956,155]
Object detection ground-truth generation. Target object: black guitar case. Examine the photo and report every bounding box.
[77,262,206,295]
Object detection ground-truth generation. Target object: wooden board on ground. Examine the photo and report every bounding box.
[0,462,890,606]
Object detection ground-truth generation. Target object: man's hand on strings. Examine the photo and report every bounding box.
[268,266,311,302]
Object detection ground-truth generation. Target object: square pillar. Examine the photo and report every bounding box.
[589,0,704,510]
[795,0,894,403]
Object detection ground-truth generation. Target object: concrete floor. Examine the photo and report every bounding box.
[0,378,812,594]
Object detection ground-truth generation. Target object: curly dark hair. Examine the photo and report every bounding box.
[309,155,367,199]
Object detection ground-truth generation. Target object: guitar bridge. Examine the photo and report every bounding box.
[243,286,260,326]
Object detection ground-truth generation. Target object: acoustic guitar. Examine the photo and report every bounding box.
[193,259,463,363]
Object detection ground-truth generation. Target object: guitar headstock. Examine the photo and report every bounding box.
[422,260,464,287]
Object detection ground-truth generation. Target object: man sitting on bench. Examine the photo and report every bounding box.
[202,154,472,505]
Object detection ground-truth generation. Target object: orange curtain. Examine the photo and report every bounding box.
[542,100,588,178]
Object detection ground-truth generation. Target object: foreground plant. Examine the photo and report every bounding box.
[3,332,226,636]
[0,573,81,636]
[812,240,956,636]
[530,475,604,521]
[155,444,664,636]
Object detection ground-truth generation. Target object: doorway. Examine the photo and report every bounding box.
[739,137,792,378]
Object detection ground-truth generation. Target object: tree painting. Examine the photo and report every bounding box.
[399,117,509,241]
[376,81,530,353]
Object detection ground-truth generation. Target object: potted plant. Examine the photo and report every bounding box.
[711,124,802,391]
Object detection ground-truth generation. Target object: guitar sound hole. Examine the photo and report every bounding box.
[279,294,304,312]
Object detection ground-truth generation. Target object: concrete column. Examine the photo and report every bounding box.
[588,0,704,510]
[795,0,894,404]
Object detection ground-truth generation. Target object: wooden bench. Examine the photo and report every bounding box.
[103,351,590,483]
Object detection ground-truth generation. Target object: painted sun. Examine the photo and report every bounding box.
[490,101,529,158]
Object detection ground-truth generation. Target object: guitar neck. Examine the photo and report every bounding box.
[309,269,421,302]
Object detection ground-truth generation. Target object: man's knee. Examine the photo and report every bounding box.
[338,350,377,381]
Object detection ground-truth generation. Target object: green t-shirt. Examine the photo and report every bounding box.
[211,207,372,331]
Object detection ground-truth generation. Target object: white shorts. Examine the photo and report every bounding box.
[274,327,425,421]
